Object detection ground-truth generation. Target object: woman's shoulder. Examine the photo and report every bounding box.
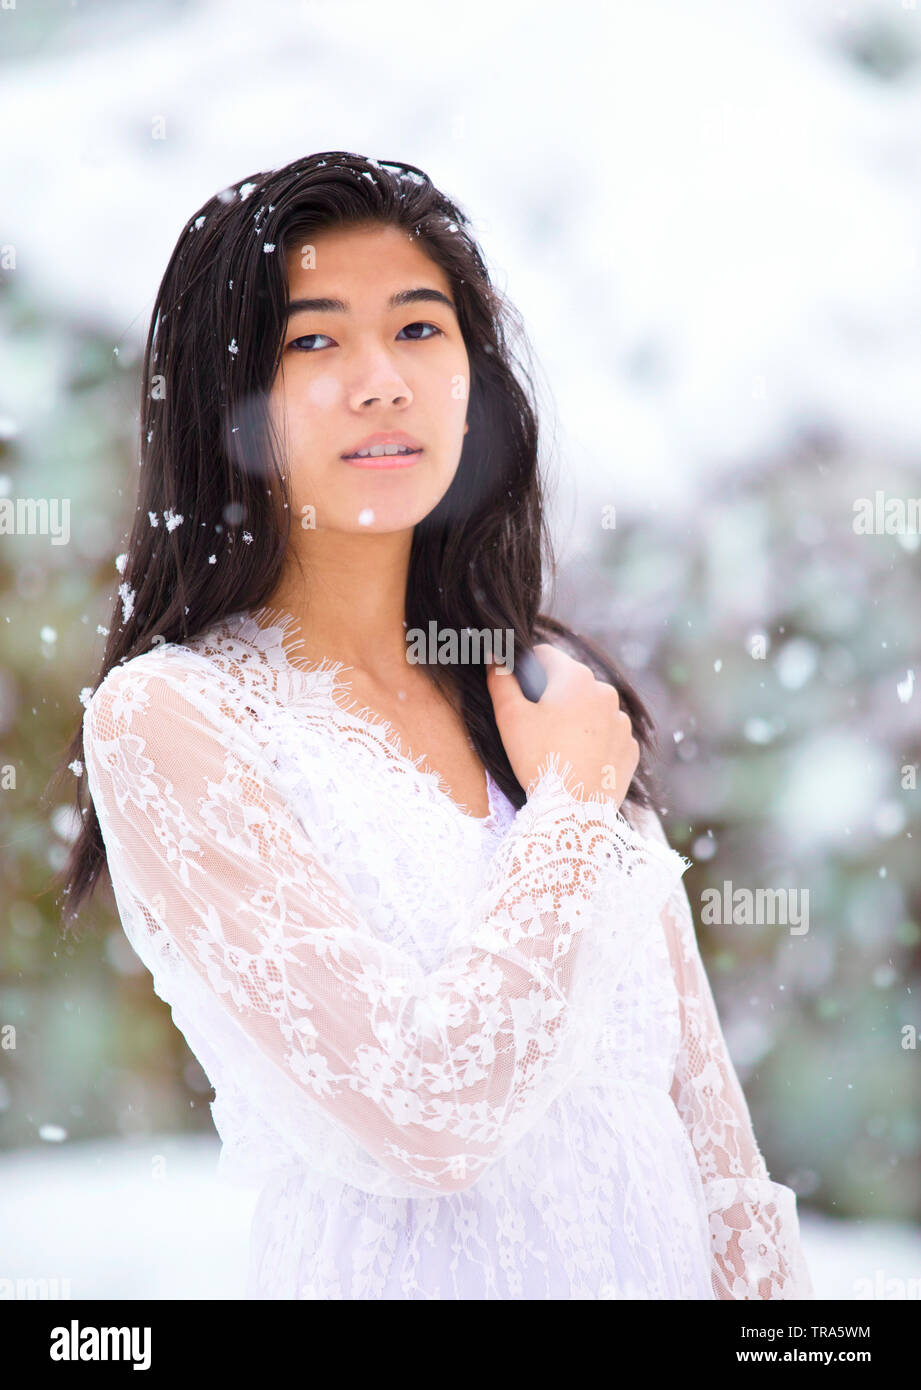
[82,611,259,732]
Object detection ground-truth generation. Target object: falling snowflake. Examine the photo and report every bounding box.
[118,583,135,624]
[744,717,776,744]
[38,1124,68,1143]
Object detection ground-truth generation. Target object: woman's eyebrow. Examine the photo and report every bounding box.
[284,287,457,318]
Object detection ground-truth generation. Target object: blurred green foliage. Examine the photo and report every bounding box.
[579,431,921,1220]
[1,272,919,1222]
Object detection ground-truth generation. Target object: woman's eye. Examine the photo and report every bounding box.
[289,333,334,352]
[396,321,443,341]
[288,322,442,352]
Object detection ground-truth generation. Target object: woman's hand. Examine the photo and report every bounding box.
[486,643,639,809]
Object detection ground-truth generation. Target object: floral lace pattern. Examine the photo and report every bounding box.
[81,606,814,1299]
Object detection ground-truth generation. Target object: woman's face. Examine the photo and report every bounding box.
[268,221,470,535]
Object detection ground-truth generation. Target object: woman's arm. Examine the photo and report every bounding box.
[638,807,814,1299]
[82,659,689,1197]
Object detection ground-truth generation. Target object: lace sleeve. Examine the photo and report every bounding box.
[82,660,689,1198]
[637,808,814,1299]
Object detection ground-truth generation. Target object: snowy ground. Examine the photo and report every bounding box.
[1,1134,918,1300]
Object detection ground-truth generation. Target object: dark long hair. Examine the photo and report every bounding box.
[50,151,662,936]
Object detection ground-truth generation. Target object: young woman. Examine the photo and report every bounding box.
[55,152,813,1300]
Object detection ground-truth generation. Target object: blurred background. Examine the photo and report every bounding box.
[1,0,920,1299]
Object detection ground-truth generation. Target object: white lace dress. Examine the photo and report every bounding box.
[80,605,814,1300]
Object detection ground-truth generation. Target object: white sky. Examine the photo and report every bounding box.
[2,0,920,538]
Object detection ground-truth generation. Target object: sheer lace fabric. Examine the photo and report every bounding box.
[81,606,813,1300]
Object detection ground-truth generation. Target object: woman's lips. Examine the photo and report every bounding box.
[341,449,423,470]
